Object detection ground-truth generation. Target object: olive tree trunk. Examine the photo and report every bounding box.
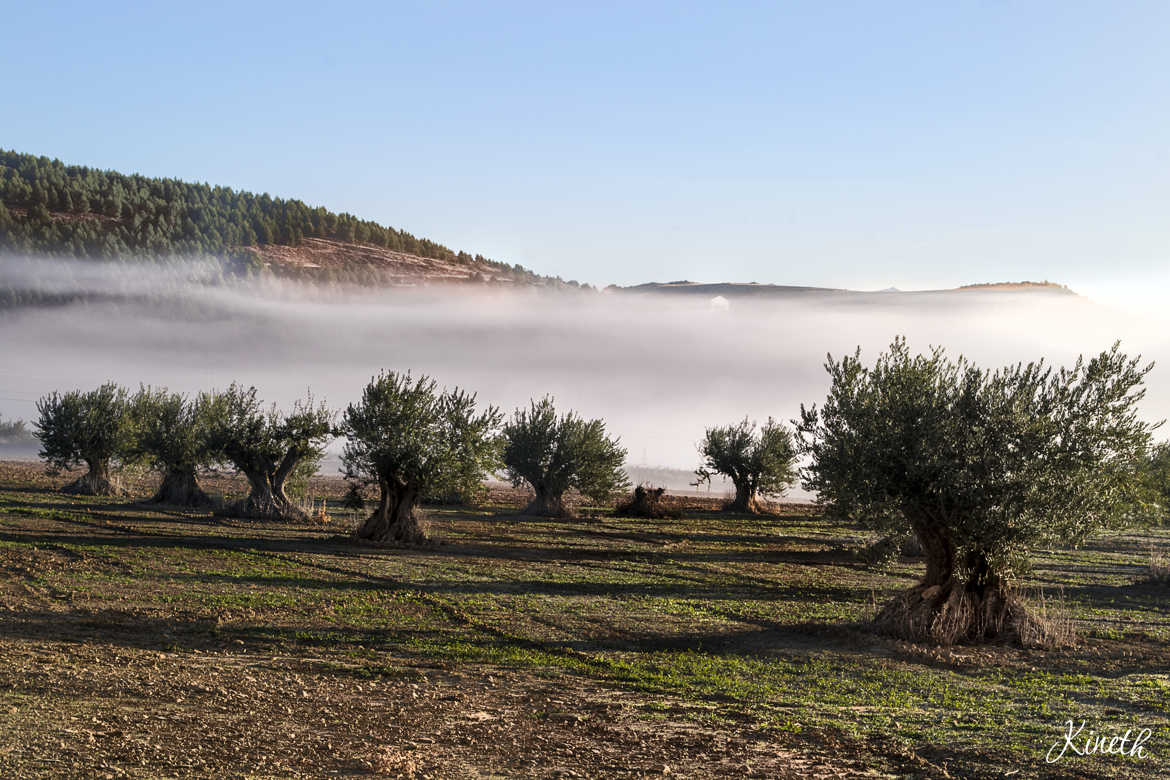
[913,519,955,587]
[725,482,763,514]
[523,484,570,517]
[876,513,1036,645]
[62,458,120,496]
[149,467,212,507]
[354,481,427,543]
[226,469,306,521]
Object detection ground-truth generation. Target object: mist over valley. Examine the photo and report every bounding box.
[3,255,1165,497]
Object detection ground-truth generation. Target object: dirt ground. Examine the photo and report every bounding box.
[2,460,1167,778]
[0,463,862,778]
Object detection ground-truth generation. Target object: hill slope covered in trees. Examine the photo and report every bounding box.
[0,150,575,286]
[0,150,1078,296]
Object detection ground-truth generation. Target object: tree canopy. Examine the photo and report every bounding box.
[34,382,132,495]
[127,386,219,506]
[501,397,629,517]
[797,337,1157,645]
[205,384,334,521]
[342,371,502,543]
[0,414,30,444]
[694,417,797,513]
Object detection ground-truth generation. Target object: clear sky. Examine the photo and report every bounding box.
[4,1,1168,295]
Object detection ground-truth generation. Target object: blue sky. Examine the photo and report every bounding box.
[4,1,1168,295]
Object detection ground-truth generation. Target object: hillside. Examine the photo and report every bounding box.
[1,150,1077,296]
[0,150,580,288]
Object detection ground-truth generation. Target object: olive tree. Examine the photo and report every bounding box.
[694,417,797,513]
[206,384,334,521]
[502,397,629,517]
[0,415,31,444]
[35,382,131,495]
[798,338,1156,645]
[127,386,218,507]
[342,371,501,544]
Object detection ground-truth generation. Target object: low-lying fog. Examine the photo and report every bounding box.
[2,256,1168,498]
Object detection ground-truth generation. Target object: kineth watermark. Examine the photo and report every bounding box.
[1046,720,1153,764]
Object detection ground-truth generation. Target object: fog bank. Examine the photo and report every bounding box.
[2,256,1168,496]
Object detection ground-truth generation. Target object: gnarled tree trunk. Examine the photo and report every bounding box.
[523,484,570,517]
[876,514,1037,645]
[62,458,120,496]
[913,519,955,587]
[149,467,213,507]
[355,481,427,543]
[225,469,306,521]
[725,482,763,514]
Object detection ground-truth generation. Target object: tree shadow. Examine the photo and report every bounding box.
[3,501,873,573]
[1052,580,1170,616]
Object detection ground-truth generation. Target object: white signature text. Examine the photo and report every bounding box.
[1046,720,1152,764]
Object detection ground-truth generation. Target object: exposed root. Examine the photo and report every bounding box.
[220,494,308,523]
[353,504,431,545]
[875,581,1076,648]
[147,470,214,507]
[523,493,572,518]
[61,472,122,497]
[722,491,771,514]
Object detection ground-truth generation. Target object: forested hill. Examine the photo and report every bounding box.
[0,150,576,286]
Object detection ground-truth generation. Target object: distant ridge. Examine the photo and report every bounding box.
[613,280,1077,299]
[956,281,1073,292]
